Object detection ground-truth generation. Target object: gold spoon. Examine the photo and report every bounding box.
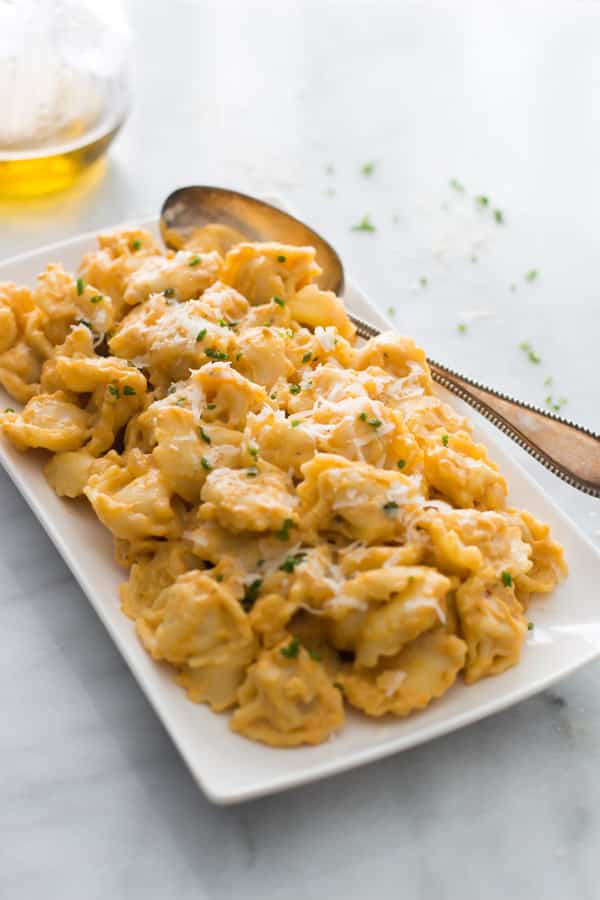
[161,185,600,498]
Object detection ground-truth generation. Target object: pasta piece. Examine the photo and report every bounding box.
[44,450,96,498]
[123,250,222,306]
[120,541,200,620]
[326,566,450,667]
[341,631,467,716]
[84,450,176,541]
[1,392,90,451]
[297,453,425,542]
[200,464,298,534]
[287,283,356,340]
[222,242,321,305]
[137,570,257,711]
[456,570,528,683]
[422,429,507,510]
[230,641,344,746]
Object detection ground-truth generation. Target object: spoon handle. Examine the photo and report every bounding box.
[350,314,600,498]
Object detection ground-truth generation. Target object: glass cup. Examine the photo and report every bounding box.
[0,0,131,199]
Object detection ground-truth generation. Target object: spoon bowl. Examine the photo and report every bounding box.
[160,185,345,294]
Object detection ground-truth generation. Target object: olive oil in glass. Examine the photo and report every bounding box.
[0,0,131,199]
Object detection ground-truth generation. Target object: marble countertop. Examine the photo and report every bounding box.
[2,2,600,897]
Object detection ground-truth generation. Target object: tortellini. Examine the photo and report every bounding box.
[0,225,567,748]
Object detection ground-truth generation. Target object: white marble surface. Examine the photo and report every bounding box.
[2,1,600,897]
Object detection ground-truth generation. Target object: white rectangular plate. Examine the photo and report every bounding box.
[2,218,600,805]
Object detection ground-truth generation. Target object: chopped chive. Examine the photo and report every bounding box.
[273,295,285,307]
[501,570,513,587]
[419,276,428,287]
[196,328,207,342]
[457,323,467,334]
[493,209,504,224]
[276,518,295,541]
[206,402,216,410]
[441,433,449,446]
[107,384,120,398]
[189,255,202,266]
[397,459,406,469]
[361,161,376,176]
[359,412,367,421]
[122,385,136,396]
[241,578,262,611]
[198,426,211,444]
[3,407,15,413]
[383,500,399,514]
[289,384,301,395]
[544,376,553,387]
[132,239,142,251]
[302,351,313,363]
[215,573,224,582]
[290,419,300,427]
[277,255,287,263]
[77,319,93,330]
[524,269,539,282]
[387,306,395,316]
[351,215,376,232]
[76,277,85,296]
[248,445,258,458]
[164,288,175,298]
[90,294,103,304]
[475,195,489,207]
[280,637,300,659]
[246,467,259,477]
[205,347,228,360]
[279,552,307,573]
[528,621,534,631]
[201,456,212,471]
[235,351,243,361]
[449,177,465,192]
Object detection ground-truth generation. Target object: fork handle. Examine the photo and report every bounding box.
[428,358,600,498]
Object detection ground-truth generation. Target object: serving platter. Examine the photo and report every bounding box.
[1,216,600,804]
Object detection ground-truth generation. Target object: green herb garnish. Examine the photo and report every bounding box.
[397,459,406,469]
[241,579,262,611]
[302,351,313,363]
[248,445,258,459]
[441,433,449,446]
[205,347,228,360]
[457,323,467,334]
[280,638,300,659]
[4,407,15,413]
[528,621,534,631]
[90,294,103,304]
[279,552,306,573]
[77,319,93,330]
[494,209,504,224]
[189,255,202,266]
[122,385,136,396]
[351,215,376,232]
[216,573,224,582]
[196,328,207,342]
[76,277,85,296]
[309,649,322,662]
[199,426,211,444]
[419,276,428,287]
[383,501,399,514]
[290,419,300,427]
[501,571,513,587]
[519,342,541,364]
[289,384,301,395]
[449,177,465,192]
[164,288,175,298]
[524,269,539,282]
[246,467,259,477]
[206,402,216,410]
[107,385,120,398]
[475,195,489,207]
[273,296,285,307]
[132,239,142,251]
[276,517,295,541]
[361,161,376,176]
[277,255,287,263]
[201,456,212,471]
